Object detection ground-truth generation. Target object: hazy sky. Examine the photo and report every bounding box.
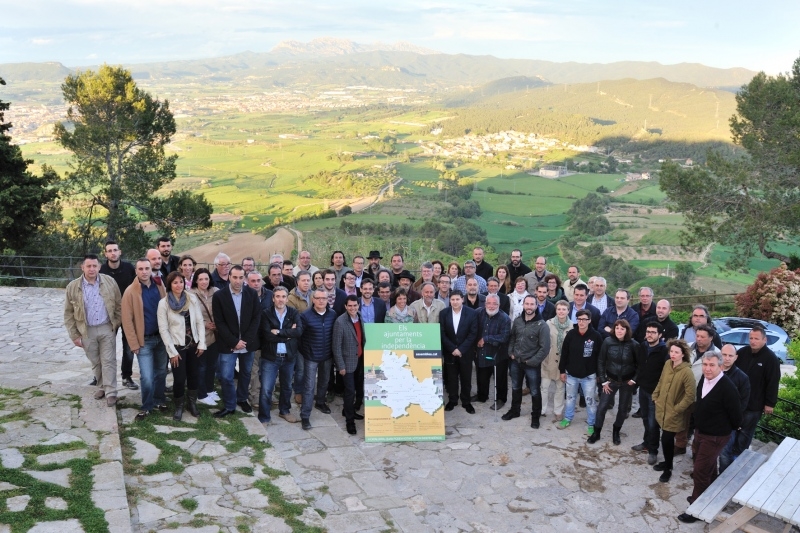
[2,0,798,73]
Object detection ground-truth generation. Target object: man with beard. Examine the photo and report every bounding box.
[568,284,600,330]
[293,251,319,277]
[631,287,657,341]
[637,299,679,342]
[506,249,532,282]
[524,256,551,287]
[631,323,669,465]
[562,265,585,302]
[157,236,181,277]
[410,282,445,323]
[472,246,493,281]
[464,278,486,310]
[474,294,511,409]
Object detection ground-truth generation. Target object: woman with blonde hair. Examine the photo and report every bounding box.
[159,271,206,420]
[651,339,696,482]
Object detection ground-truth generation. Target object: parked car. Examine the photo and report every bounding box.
[718,327,791,363]
[712,317,789,338]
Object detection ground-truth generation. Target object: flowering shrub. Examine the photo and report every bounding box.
[735,264,800,337]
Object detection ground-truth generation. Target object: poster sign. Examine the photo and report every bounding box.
[363,323,445,442]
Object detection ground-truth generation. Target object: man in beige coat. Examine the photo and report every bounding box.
[64,254,122,406]
[410,282,445,323]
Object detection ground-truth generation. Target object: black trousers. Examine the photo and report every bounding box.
[445,354,473,405]
[171,344,200,398]
[475,360,509,402]
[343,357,365,422]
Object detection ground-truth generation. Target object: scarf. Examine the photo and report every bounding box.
[553,318,572,355]
[168,291,190,316]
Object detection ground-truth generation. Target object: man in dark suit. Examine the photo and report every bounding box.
[357,279,386,325]
[322,269,348,316]
[532,282,556,321]
[212,265,262,417]
[569,284,601,330]
[333,296,367,435]
[440,291,479,413]
[156,236,181,277]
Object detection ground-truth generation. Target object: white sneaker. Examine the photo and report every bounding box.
[199,396,217,406]
[208,391,220,400]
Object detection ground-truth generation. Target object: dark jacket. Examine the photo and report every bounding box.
[332,312,366,373]
[506,262,532,282]
[475,309,511,368]
[680,324,722,348]
[259,305,303,361]
[639,315,679,342]
[100,261,136,294]
[735,345,781,411]
[632,303,658,342]
[358,298,386,324]
[487,292,511,316]
[160,254,182,278]
[694,374,743,436]
[256,288,274,313]
[546,288,568,306]
[474,261,494,281]
[569,302,601,330]
[211,269,229,291]
[589,293,615,313]
[724,364,752,416]
[559,326,603,379]
[508,314,551,368]
[598,337,639,383]
[536,300,556,322]
[440,306,479,363]
[212,285,262,353]
[598,306,639,338]
[329,288,348,316]
[636,340,669,394]
[464,293,486,310]
[299,307,337,362]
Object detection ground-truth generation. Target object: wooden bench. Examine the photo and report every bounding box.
[686,448,767,524]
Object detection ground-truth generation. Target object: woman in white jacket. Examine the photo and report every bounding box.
[158,271,206,420]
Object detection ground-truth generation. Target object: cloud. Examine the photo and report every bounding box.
[31,38,53,45]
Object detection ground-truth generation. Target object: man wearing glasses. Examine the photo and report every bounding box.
[211,253,232,290]
[452,260,487,295]
[680,305,722,348]
[558,309,603,433]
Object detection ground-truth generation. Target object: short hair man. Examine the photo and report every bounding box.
[631,287,656,341]
[157,236,181,277]
[502,294,551,428]
[293,250,319,276]
[464,277,486,310]
[506,249,532,282]
[486,276,511,315]
[377,281,393,314]
[64,254,122,406]
[568,283,600,330]
[474,293,512,408]
[410,282,445,323]
[523,256,550,286]
[298,288,338,429]
[333,295,367,434]
[680,304,722,348]
[717,343,752,473]
[342,255,370,290]
[533,282,556,321]
[678,351,742,523]
[389,253,410,288]
[435,274,452,307]
[146,248,164,285]
[598,289,639,338]
[211,253,232,290]
[322,269,348,315]
[121,258,168,419]
[559,309,602,432]
[453,260,488,294]
[99,240,138,391]
[441,291,479,413]
[631,322,668,465]
[212,265,262,418]
[357,278,386,325]
[638,299,679,342]
[288,270,312,405]
[562,265,585,302]
[241,257,256,275]
[472,246,493,281]
[341,270,359,297]
[246,269,274,408]
[257,286,303,425]
[588,276,613,314]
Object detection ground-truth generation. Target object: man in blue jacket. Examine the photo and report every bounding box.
[598,289,639,338]
[299,288,338,430]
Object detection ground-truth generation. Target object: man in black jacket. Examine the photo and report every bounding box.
[637,299,679,342]
[258,287,303,425]
[532,282,556,321]
[718,343,752,473]
[558,309,602,431]
[631,323,668,465]
[502,294,551,428]
[631,287,657,342]
[100,240,138,391]
[568,284,600,330]
[157,236,181,277]
[678,351,742,523]
[506,249,532,283]
[212,265,262,418]
[299,289,338,430]
[440,291,479,413]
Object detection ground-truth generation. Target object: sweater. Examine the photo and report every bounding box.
[694,374,743,436]
[636,341,669,394]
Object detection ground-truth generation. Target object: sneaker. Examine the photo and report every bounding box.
[122,378,139,390]
[647,453,658,465]
[301,418,312,430]
[558,419,571,429]
[587,426,595,436]
[208,391,220,400]
[631,443,647,452]
[88,376,98,386]
[135,411,149,421]
[199,396,217,406]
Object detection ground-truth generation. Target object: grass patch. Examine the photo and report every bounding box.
[179,497,198,511]
[235,466,255,477]
[253,479,324,533]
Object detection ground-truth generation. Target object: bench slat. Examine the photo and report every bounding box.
[688,450,767,522]
[762,453,800,520]
[734,438,799,505]
[740,440,800,511]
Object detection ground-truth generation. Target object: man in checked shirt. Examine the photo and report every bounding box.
[64,254,122,406]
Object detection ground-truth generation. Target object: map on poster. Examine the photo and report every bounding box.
[363,323,445,442]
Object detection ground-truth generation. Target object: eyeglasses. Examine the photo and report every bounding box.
[577,318,590,322]
[217,262,231,267]
[312,296,327,300]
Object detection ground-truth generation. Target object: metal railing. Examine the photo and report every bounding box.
[0,255,86,287]
[757,396,800,444]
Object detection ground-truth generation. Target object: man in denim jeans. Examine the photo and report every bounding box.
[501,294,550,428]
[558,309,602,434]
[258,287,303,425]
[212,265,262,418]
[121,258,167,421]
[631,323,668,465]
[298,289,337,430]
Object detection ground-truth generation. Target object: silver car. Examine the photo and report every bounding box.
[718,327,791,364]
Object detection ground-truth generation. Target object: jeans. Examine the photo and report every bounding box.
[293,355,305,396]
[342,357,365,422]
[690,431,730,503]
[564,373,597,425]
[171,344,200,399]
[719,409,762,472]
[197,341,218,399]
[121,333,134,381]
[510,359,541,414]
[219,351,255,411]
[258,355,295,423]
[301,358,332,420]
[136,334,168,412]
[595,379,635,430]
[639,388,660,453]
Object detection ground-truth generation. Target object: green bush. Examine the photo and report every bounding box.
[757,354,800,443]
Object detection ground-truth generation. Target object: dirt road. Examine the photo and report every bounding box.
[180,227,297,265]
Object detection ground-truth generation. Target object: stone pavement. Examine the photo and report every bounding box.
[0,286,794,532]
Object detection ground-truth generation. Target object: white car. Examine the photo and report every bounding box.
[719,327,791,364]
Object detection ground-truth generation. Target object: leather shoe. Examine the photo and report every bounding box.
[315,403,331,414]
[653,462,669,471]
[674,447,687,455]
[678,513,699,523]
[341,410,364,420]
[470,394,487,403]
[346,423,357,435]
[444,402,457,411]
[631,443,647,452]
[106,396,117,407]
[279,412,299,423]
[301,418,311,430]
[490,401,505,411]
[463,404,475,414]
[214,409,235,418]
[237,401,253,414]
[659,470,672,482]
[94,389,105,399]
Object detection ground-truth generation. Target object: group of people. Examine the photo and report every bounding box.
[64,241,781,521]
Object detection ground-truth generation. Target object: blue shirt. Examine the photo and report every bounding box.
[275,307,287,354]
[359,298,375,324]
[141,281,161,336]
